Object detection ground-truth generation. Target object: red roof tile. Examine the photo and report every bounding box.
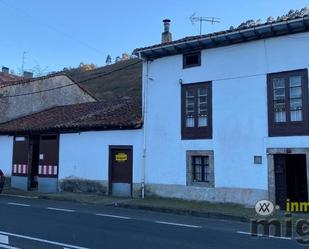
[0,98,142,134]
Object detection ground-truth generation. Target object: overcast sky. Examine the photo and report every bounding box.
[0,0,308,74]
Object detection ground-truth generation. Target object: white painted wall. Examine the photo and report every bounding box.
[0,136,13,176]
[143,32,309,191]
[59,130,143,183]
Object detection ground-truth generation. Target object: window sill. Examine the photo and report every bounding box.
[188,182,214,188]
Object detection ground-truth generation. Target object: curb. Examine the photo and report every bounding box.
[1,193,39,199]
[115,203,251,223]
[2,192,251,223]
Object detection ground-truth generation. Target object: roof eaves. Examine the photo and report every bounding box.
[135,16,309,59]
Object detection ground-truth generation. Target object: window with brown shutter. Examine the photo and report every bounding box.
[181,82,212,139]
[267,69,309,136]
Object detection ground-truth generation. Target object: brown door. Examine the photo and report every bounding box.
[109,146,133,197]
[274,154,287,209]
[12,136,29,176]
[38,135,59,177]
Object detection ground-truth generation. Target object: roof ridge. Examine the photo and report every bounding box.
[134,15,309,54]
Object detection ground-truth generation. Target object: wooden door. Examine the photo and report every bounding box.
[274,154,287,209]
[12,136,29,176]
[109,146,133,197]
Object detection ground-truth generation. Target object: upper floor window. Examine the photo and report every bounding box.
[267,69,309,136]
[183,51,201,69]
[181,82,212,139]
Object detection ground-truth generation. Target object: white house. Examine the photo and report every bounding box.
[0,99,143,197]
[2,10,309,208]
[134,13,309,207]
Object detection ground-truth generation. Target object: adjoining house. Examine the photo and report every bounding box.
[134,9,309,207]
[0,99,142,196]
[0,66,23,84]
[0,58,142,123]
[0,58,143,197]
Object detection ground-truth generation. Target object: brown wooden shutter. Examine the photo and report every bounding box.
[38,135,59,178]
[12,136,29,176]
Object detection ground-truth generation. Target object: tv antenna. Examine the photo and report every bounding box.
[190,13,220,35]
[21,51,28,74]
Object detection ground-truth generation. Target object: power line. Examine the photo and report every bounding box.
[0,0,106,56]
[0,60,141,99]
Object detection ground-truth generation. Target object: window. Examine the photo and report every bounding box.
[183,51,201,69]
[192,156,209,182]
[181,82,212,139]
[186,150,214,187]
[267,69,309,136]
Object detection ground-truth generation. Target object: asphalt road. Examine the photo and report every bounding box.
[0,195,306,249]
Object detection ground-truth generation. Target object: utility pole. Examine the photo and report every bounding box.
[190,13,220,35]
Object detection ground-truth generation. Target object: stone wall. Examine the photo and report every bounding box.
[59,177,107,194]
[145,183,267,206]
[0,75,95,123]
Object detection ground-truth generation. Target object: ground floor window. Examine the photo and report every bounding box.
[186,150,214,187]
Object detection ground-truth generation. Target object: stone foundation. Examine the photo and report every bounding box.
[59,178,107,194]
[145,183,267,206]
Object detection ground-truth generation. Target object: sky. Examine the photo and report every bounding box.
[0,0,309,75]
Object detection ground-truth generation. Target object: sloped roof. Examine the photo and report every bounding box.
[65,58,142,101]
[0,59,142,102]
[134,15,309,59]
[0,98,142,134]
[0,72,22,84]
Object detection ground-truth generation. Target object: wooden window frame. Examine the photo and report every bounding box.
[181,82,212,139]
[186,150,214,187]
[183,51,201,69]
[267,69,309,136]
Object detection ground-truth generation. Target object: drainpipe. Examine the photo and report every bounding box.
[140,54,149,199]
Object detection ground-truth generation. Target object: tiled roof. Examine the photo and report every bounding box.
[66,59,142,101]
[134,14,309,59]
[0,59,142,102]
[0,72,22,84]
[0,98,142,134]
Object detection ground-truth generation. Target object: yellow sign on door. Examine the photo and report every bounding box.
[115,153,128,162]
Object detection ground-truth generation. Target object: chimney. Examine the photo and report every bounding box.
[2,66,9,75]
[23,71,33,79]
[161,19,172,43]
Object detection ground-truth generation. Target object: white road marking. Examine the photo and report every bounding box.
[1,194,38,199]
[96,213,131,220]
[47,207,75,212]
[7,203,30,207]
[237,231,292,240]
[155,221,201,228]
[0,235,8,244]
[0,244,20,249]
[0,231,89,249]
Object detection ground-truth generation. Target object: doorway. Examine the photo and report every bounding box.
[28,135,40,190]
[109,146,133,197]
[274,154,308,209]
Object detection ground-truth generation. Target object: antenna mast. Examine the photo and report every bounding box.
[21,51,28,75]
[190,13,220,35]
